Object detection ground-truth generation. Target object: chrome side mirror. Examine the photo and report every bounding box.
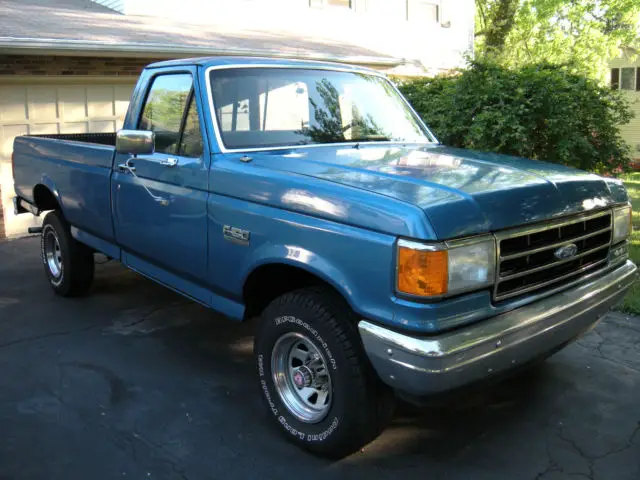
[116,130,155,155]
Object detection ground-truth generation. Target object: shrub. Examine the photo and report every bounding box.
[397,60,634,173]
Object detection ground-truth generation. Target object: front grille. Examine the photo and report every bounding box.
[494,210,612,301]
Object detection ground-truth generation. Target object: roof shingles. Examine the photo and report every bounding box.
[0,0,400,66]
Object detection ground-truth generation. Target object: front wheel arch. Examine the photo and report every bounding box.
[242,262,353,320]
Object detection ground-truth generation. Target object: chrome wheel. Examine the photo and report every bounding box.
[44,228,63,280]
[271,332,332,423]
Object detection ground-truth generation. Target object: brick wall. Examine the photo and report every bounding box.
[0,55,161,76]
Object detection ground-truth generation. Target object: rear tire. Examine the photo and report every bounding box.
[254,287,394,458]
[41,211,94,297]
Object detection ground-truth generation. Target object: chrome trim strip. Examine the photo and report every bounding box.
[499,243,610,281]
[397,239,445,252]
[203,64,439,154]
[500,226,612,261]
[495,258,608,301]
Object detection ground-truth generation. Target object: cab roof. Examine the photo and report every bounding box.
[146,56,383,76]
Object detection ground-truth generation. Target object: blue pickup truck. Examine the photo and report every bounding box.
[12,56,637,457]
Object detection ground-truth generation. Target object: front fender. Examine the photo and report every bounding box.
[207,193,398,326]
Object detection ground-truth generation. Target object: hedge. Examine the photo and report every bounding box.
[397,60,634,173]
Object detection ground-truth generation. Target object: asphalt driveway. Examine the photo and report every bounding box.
[0,237,639,480]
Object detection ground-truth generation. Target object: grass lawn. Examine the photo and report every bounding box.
[619,172,640,315]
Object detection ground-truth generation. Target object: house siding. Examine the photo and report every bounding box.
[610,55,640,161]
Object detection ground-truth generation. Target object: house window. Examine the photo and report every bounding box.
[612,67,640,91]
[621,67,635,90]
[407,0,439,23]
[611,68,620,89]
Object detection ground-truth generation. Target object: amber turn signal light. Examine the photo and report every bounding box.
[397,246,448,297]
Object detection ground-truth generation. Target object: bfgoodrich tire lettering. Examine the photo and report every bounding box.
[41,211,94,297]
[254,287,394,458]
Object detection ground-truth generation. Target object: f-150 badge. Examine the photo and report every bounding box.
[223,225,250,246]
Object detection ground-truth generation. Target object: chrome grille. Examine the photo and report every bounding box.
[494,210,612,301]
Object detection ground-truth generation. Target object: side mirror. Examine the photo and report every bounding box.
[116,130,155,155]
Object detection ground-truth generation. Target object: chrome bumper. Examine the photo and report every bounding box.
[359,260,637,396]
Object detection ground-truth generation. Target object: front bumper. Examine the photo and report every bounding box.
[359,260,637,396]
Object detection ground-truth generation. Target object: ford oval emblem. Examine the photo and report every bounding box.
[554,243,578,260]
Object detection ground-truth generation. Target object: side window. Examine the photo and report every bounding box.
[179,97,204,158]
[139,74,192,154]
[620,67,636,91]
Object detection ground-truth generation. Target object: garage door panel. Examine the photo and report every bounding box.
[28,88,59,121]
[87,86,115,117]
[59,87,88,122]
[60,122,89,134]
[0,87,27,122]
[30,123,59,135]
[89,120,116,133]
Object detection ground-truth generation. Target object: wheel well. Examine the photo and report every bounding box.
[243,264,347,320]
[33,185,60,212]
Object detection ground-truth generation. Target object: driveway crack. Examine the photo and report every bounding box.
[0,323,103,349]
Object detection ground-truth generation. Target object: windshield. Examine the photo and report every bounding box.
[209,67,435,150]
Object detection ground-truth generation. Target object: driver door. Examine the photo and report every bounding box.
[112,70,209,283]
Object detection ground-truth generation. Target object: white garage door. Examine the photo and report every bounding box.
[0,81,135,238]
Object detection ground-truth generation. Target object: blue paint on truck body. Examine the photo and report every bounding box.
[11,56,629,333]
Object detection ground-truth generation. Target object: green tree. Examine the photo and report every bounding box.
[476,0,640,80]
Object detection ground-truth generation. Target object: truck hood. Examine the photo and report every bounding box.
[260,144,627,239]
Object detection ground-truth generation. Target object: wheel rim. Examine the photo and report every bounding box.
[271,332,332,424]
[44,229,63,279]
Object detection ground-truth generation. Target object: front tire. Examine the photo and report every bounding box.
[41,211,94,297]
[254,287,393,458]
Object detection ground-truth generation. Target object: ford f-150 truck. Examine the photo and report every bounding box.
[11,57,637,457]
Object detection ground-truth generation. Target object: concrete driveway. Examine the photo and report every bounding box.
[1,237,639,480]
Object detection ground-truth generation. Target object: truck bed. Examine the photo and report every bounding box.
[26,132,117,147]
[12,134,117,243]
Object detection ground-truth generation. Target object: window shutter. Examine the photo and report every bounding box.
[611,68,620,89]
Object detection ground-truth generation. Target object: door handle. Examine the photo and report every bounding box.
[160,157,178,167]
[117,159,136,173]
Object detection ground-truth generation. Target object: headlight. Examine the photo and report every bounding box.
[396,237,496,298]
[612,205,632,244]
